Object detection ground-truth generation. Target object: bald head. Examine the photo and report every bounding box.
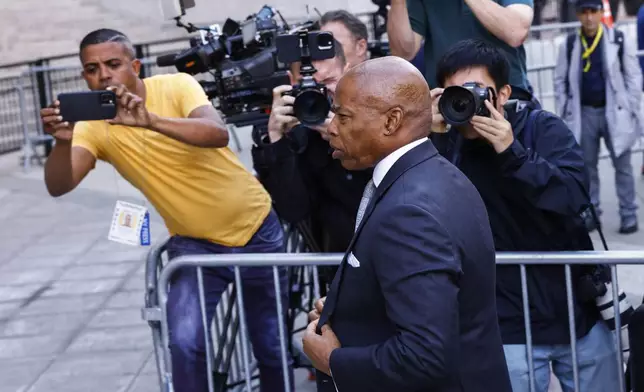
[327,57,432,171]
[340,56,432,128]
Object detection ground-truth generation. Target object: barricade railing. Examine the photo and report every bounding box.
[142,237,644,392]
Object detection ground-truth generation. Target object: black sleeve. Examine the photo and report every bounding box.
[496,112,590,216]
[251,127,317,224]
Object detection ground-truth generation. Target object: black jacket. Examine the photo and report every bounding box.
[252,125,372,252]
[317,140,511,392]
[431,103,600,345]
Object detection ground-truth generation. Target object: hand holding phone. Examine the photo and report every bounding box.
[40,100,74,142]
[105,85,152,129]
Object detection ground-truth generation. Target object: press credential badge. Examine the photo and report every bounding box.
[108,201,151,246]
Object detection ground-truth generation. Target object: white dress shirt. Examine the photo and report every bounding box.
[372,138,427,187]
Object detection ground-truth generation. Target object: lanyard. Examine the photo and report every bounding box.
[580,24,604,73]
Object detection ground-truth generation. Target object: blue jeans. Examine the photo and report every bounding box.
[165,210,293,392]
[503,322,620,392]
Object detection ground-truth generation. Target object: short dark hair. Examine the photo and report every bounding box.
[435,39,510,90]
[320,10,369,42]
[79,29,136,59]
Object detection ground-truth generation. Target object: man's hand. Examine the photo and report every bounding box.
[40,100,74,142]
[470,100,514,153]
[308,297,326,322]
[302,319,341,376]
[430,88,449,133]
[106,85,153,128]
[267,85,300,143]
[309,113,334,141]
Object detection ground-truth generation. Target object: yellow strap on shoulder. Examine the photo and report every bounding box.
[580,24,604,73]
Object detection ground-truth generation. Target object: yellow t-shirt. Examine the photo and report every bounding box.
[72,72,272,247]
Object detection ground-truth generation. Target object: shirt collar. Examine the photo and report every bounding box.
[373,138,426,187]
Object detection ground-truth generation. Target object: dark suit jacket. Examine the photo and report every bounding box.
[316,140,512,392]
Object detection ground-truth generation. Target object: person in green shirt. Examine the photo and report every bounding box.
[388,0,534,100]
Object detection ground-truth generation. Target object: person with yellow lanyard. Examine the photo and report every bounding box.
[554,0,644,236]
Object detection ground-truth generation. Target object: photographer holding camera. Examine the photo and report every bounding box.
[430,39,619,391]
[387,0,535,101]
[252,39,371,292]
[40,29,292,392]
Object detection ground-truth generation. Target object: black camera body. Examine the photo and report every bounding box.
[439,82,496,127]
[276,30,335,127]
[157,5,312,127]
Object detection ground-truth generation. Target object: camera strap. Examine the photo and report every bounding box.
[523,109,609,252]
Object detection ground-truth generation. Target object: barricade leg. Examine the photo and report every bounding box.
[521,265,537,392]
[235,265,293,392]
[142,239,172,391]
[564,265,580,391]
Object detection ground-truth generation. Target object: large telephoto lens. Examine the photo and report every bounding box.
[294,89,330,126]
[438,86,478,127]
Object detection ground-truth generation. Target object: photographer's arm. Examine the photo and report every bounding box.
[388,0,424,60]
[464,0,533,47]
[253,130,317,224]
[109,74,228,148]
[496,113,590,216]
[40,103,96,197]
[148,105,229,148]
[253,85,317,224]
[44,142,96,197]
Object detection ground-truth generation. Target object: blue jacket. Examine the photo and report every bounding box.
[316,140,511,391]
[431,104,600,344]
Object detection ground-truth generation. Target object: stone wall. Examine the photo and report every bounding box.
[0,0,377,66]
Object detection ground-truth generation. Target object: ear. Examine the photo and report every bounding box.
[356,39,368,60]
[384,107,404,136]
[497,85,512,108]
[132,58,142,76]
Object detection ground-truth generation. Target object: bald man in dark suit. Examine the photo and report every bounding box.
[302,56,512,392]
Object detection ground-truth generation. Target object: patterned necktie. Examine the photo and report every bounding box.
[355,179,376,231]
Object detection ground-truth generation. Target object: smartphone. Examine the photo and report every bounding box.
[57,90,117,122]
[276,31,336,64]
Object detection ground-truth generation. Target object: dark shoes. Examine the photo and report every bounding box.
[585,213,638,235]
[619,222,638,235]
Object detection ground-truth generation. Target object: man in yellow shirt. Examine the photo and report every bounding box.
[40,29,293,392]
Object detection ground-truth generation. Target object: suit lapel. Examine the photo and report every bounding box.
[317,140,438,332]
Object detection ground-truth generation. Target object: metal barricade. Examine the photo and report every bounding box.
[142,235,644,392]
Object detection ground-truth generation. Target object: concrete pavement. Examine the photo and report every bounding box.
[0,125,643,391]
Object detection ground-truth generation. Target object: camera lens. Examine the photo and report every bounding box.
[438,86,477,126]
[100,93,114,105]
[294,89,330,126]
